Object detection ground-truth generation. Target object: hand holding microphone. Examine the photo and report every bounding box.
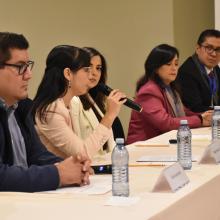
[97,83,143,112]
[105,89,127,119]
[97,83,142,129]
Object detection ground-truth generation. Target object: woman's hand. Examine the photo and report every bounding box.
[101,89,127,128]
[201,110,213,127]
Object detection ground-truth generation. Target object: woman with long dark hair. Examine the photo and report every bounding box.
[32,45,126,159]
[70,47,124,157]
[127,44,212,144]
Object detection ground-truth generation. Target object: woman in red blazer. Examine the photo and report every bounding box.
[127,44,212,144]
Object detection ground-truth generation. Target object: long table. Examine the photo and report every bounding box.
[1,127,220,220]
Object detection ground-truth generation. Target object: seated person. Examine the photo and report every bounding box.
[127,44,212,144]
[71,47,124,157]
[0,32,90,192]
[177,29,220,112]
[32,45,126,160]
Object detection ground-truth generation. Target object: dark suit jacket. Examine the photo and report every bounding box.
[177,55,220,112]
[0,98,62,192]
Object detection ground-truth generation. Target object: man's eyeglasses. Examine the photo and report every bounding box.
[200,44,220,55]
[3,61,34,75]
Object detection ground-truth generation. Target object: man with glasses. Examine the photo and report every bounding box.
[0,32,90,192]
[177,29,220,112]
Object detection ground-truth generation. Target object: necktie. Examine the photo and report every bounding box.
[208,70,216,107]
[208,70,215,90]
[208,70,214,79]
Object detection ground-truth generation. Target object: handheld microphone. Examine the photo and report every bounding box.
[97,83,143,112]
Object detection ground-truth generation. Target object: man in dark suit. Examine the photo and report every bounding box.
[0,32,90,192]
[177,29,220,112]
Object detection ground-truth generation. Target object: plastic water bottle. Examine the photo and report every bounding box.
[112,138,129,197]
[177,120,192,170]
[212,106,220,140]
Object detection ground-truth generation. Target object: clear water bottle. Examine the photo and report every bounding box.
[177,120,192,170]
[212,106,220,140]
[112,138,129,197]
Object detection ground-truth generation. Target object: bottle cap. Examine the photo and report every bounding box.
[180,120,188,125]
[115,138,124,144]
[214,106,220,110]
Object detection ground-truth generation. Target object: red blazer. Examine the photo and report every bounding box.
[127,80,201,144]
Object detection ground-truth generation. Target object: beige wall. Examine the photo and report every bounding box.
[173,0,214,63]
[215,0,220,29]
[0,0,214,137]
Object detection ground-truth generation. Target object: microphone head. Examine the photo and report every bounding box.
[97,83,112,96]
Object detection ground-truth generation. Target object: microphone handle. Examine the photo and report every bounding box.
[124,98,143,112]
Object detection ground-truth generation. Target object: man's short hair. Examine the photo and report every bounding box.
[197,29,220,45]
[0,32,29,66]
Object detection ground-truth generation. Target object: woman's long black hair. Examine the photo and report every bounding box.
[32,45,90,122]
[136,44,179,93]
[80,47,107,113]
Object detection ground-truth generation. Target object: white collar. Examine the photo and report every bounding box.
[204,66,213,75]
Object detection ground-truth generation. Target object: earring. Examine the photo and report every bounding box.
[68,80,71,88]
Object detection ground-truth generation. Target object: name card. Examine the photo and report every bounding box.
[152,162,190,192]
[199,140,220,164]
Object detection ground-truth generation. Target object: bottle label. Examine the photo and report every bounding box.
[152,162,189,192]
[212,115,220,120]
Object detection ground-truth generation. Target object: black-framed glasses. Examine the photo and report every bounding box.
[3,61,34,75]
[200,44,220,55]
